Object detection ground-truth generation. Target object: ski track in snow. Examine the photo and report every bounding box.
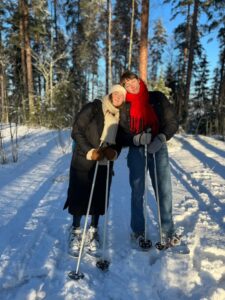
[0,128,225,300]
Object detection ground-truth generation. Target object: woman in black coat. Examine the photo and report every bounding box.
[64,85,127,256]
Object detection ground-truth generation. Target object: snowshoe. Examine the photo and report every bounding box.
[96,259,110,272]
[68,227,82,257]
[131,232,152,251]
[155,233,190,254]
[85,226,101,257]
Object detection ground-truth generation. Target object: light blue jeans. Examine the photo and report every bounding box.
[127,143,174,236]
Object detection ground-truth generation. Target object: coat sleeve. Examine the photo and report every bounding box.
[116,126,134,147]
[116,103,136,147]
[154,91,179,140]
[71,102,96,154]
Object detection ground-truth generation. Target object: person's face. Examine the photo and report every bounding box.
[124,78,140,94]
[111,91,125,107]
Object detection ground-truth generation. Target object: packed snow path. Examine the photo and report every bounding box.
[0,127,224,300]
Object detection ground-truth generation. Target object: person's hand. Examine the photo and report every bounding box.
[147,134,166,154]
[103,147,117,161]
[91,148,105,160]
[86,148,105,161]
[133,131,152,146]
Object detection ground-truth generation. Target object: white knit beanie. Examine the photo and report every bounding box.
[109,84,126,99]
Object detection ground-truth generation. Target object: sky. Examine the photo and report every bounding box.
[150,0,219,77]
[55,0,220,90]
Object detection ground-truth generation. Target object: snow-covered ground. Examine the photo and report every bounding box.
[0,126,225,300]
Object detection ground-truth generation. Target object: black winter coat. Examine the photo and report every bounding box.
[64,99,120,216]
[117,91,178,146]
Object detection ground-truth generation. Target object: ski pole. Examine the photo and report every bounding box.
[139,144,152,250]
[153,153,163,247]
[96,160,110,271]
[144,144,148,241]
[68,161,99,280]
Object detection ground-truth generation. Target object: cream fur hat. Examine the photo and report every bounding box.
[109,84,126,99]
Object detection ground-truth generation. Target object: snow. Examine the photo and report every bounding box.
[0,126,225,300]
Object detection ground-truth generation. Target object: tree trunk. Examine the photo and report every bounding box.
[0,63,8,123]
[139,0,149,83]
[19,0,28,120]
[0,24,8,123]
[184,0,200,130]
[218,48,225,136]
[23,0,35,121]
[183,4,191,83]
[50,60,53,107]
[128,0,135,70]
[53,0,58,42]
[106,0,112,93]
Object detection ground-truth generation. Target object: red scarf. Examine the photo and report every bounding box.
[126,79,159,135]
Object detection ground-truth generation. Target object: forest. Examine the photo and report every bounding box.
[0,0,225,137]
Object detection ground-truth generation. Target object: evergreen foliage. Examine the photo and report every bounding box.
[0,0,224,137]
[149,19,167,82]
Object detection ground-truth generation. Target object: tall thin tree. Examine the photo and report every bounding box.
[22,0,35,120]
[106,0,112,93]
[128,0,135,70]
[139,0,149,82]
[184,0,200,129]
[217,27,225,137]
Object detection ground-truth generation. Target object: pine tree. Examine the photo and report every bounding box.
[128,0,135,70]
[191,53,210,134]
[21,0,35,120]
[139,0,149,82]
[106,0,112,92]
[64,0,102,106]
[2,1,25,124]
[204,1,225,136]
[165,62,176,103]
[209,67,220,134]
[165,0,219,130]
[217,27,225,137]
[112,0,139,82]
[0,1,8,123]
[164,1,194,127]
[149,19,167,82]
[151,76,172,98]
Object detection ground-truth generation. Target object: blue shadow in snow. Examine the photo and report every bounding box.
[174,136,225,180]
[195,136,225,158]
[170,157,225,230]
[0,153,70,256]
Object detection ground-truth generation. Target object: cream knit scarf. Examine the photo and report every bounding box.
[100,95,120,145]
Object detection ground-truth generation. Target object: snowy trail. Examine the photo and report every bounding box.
[0,129,225,300]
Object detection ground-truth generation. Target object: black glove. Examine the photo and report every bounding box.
[133,131,152,146]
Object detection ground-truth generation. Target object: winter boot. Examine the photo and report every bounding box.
[86,226,100,255]
[169,233,182,247]
[69,227,82,257]
[157,232,182,249]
